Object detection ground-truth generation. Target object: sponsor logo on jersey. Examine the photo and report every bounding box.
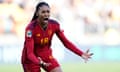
[36,33,40,37]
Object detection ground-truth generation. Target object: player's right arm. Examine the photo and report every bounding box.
[24,26,40,65]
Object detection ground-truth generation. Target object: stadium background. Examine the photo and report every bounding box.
[0,0,120,72]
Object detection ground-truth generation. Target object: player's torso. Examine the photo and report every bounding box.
[32,21,56,48]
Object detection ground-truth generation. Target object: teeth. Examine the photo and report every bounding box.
[44,18,48,20]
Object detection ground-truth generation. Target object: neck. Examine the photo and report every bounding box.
[37,19,48,30]
[41,23,47,30]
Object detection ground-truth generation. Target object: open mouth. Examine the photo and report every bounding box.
[44,18,49,21]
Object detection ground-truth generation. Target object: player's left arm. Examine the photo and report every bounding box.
[55,24,93,62]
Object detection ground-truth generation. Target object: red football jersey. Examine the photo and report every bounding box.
[21,19,83,65]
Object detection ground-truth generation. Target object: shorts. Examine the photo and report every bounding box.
[22,56,60,72]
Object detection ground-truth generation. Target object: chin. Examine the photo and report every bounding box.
[44,20,48,24]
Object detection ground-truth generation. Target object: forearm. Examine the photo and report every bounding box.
[25,40,40,64]
[63,40,83,56]
[28,53,40,64]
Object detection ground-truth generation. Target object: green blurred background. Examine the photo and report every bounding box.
[0,62,120,72]
[0,0,120,72]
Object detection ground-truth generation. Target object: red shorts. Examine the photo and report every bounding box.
[22,56,60,72]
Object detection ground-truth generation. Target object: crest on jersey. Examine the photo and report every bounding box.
[48,30,52,35]
[26,30,32,37]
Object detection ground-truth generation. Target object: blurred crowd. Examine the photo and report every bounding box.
[0,0,36,38]
[0,0,120,45]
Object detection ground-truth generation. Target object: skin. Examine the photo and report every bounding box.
[37,5,50,30]
[36,5,93,72]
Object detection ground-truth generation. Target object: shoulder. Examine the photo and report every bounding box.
[26,20,37,30]
[25,20,37,38]
[49,19,60,25]
[49,19,61,30]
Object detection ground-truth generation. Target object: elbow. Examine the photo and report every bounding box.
[27,53,33,59]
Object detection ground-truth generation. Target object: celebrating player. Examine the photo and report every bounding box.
[21,1,93,72]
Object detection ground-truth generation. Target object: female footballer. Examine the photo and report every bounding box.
[21,1,93,72]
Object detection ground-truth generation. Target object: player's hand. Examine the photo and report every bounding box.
[38,57,51,67]
[81,49,93,63]
[41,61,51,67]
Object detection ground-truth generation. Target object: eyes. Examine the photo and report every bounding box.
[38,6,50,15]
[41,10,50,14]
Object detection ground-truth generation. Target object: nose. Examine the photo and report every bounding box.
[45,12,48,16]
[44,11,50,17]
